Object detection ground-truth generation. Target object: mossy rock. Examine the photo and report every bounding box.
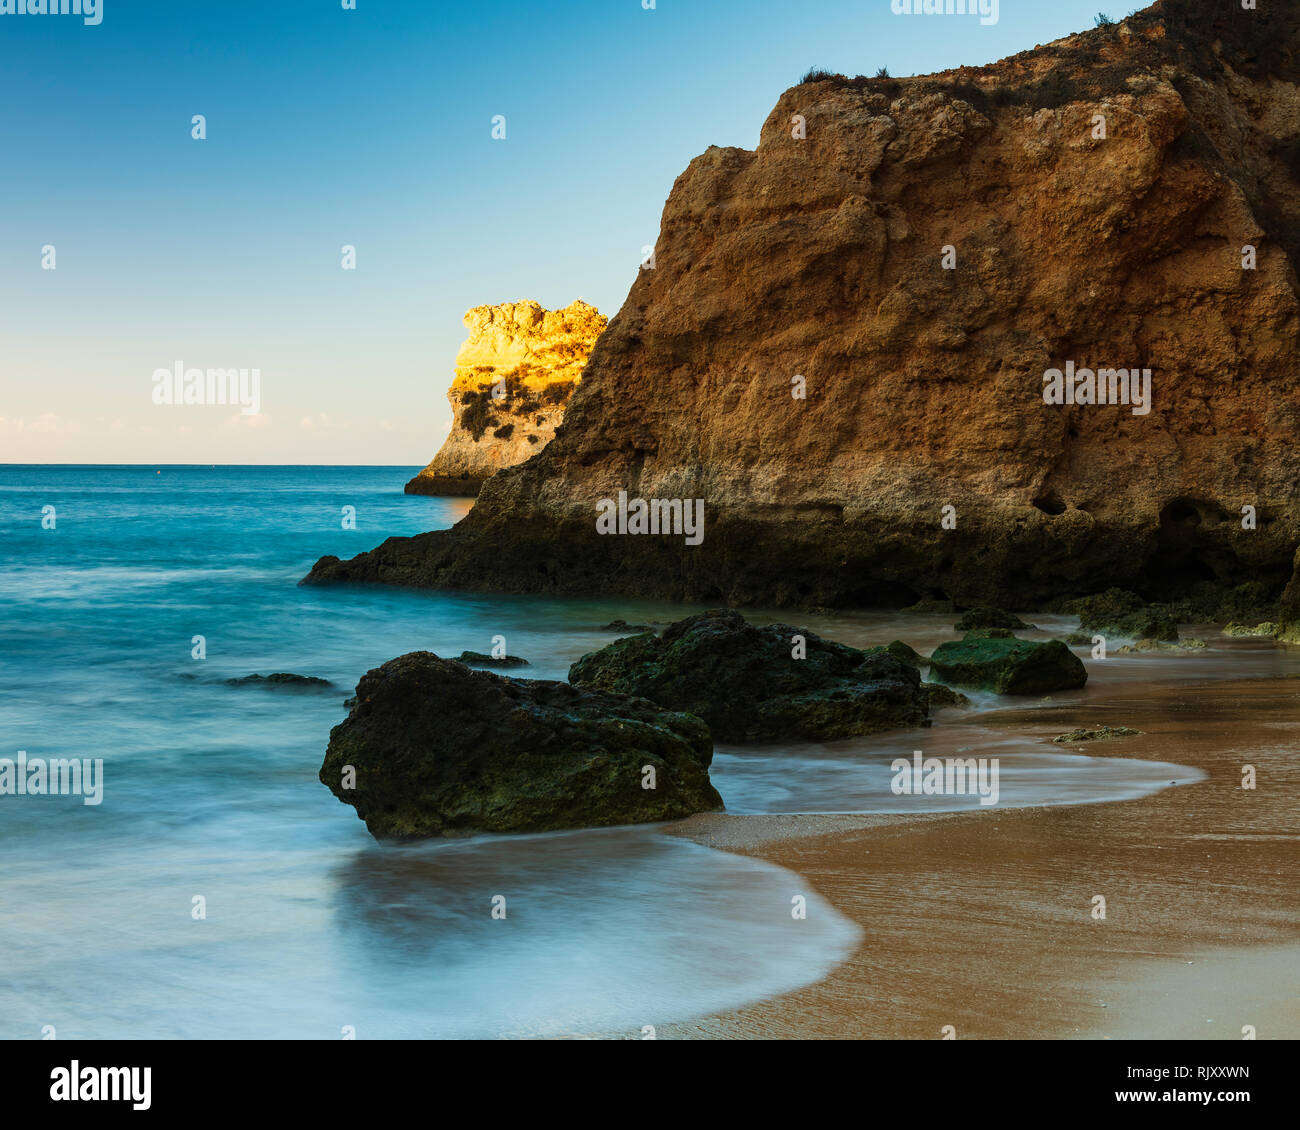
[929,635,1087,694]
[1053,726,1142,744]
[570,609,928,742]
[924,683,970,708]
[903,598,957,614]
[455,651,530,667]
[883,639,928,667]
[1221,622,1278,638]
[1067,589,1180,641]
[1116,638,1206,653]
[953,607,1033,631]
[1065,588,1145,625]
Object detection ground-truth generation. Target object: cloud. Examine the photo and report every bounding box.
[0,413,77,434]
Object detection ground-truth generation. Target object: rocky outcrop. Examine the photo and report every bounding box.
[924,683,970,708]
[225,673,336,691]
[568,609,928,741]
[310,1,1300,614]
[954,608,1033,632]
[929,634,1088,694]
[1053,726,1143,743]
[320,652,721,839]
[404,300,606,496]
[454,651,529,668]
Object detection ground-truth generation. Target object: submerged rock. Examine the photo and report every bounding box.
[904,598,957,614]
[1221,622,1278,638]
[1116,638,1206,653]
[454,651,530,668]
[1053,726,1143,744]
[1069,591,1181,642]
[569,609,928,742]
[598,620,653,633]
[881,639,928,667]
[1114,611,1182,642]
[321,652,721,839]
[954,608,1032,631]
[225,673,336,691]
[1065,588,1145,625]
[928,633,1087,694]
[924,683,970,708]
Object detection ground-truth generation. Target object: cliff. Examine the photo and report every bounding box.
[404,300,606,495]
[312,0,1300,613]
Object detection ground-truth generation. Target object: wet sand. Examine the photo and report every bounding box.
[661,673,1300,1039]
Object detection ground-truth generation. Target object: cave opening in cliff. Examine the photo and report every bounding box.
[1143,496,1231,597]
[1031,490,1068,516]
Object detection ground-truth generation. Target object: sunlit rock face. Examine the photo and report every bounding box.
[316,1,1300,612]
[404,300,607,496]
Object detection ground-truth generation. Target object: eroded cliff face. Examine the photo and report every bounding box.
[404,300,606,495]
[314,0,1300,612]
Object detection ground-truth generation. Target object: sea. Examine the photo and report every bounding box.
[3,465,1277,1038]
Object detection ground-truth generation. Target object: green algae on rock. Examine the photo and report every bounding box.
[569,609,929,742]
[924,683,970,708]
[1053,726,1143,744]
[882,639,928,667]
[1221,622,1279,638]
[454,650,530,667]
[953,608,1033,631]
[928,633,1088,694]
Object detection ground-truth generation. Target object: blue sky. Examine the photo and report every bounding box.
[1,0,1132,463]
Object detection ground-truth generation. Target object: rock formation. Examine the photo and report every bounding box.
[320,652,722,839]
[929,634,1088,694]
[404,300,607,496]
[224,673,336,691]
[568,609,929,741]
[310,1,1300,616]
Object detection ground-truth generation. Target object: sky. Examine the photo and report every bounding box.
[0,0,1135,464]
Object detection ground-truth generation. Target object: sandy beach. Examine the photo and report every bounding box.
[662,673,1300,1039]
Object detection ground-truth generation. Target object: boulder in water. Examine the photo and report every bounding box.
[929,633,1087,694]
[321,652,721,839]
[454,651,529,668]
[225,673,336,691]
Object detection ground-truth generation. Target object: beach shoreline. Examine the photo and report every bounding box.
[656,673,1300,1039]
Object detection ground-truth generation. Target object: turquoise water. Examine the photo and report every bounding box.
[0,465,1210,1038]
